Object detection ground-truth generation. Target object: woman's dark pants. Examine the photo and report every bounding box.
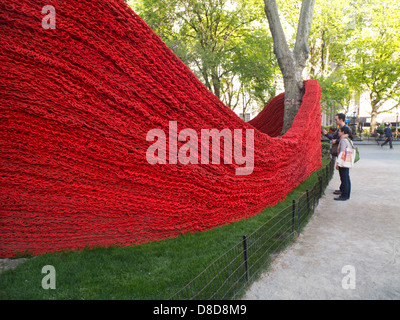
[339,167,351,199]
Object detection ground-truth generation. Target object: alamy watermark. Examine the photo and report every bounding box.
[42,5,56,29]
[341,265,356,290]
[41,265,56,289]
[146,121,255,175]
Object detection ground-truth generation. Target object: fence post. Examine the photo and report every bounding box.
[242,235,249,282]
[297,198,301,234]
[292,200,296,234]
[319,176,323,199]
[326,165,329,184]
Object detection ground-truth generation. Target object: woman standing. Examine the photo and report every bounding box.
[335,126,353,201]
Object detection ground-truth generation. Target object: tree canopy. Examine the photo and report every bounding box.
[128,0,400,130]
[128,0,279,113]
[343,0,400,133]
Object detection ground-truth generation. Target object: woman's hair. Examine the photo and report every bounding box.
[340,126,353,140]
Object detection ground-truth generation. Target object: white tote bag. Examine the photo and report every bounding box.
[336,138,355,168]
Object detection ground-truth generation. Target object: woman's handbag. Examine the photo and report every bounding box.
[336,138,355,168]
[330,142,339,157]
[354,147,360,163]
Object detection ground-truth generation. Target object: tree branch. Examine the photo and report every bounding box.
[376,104,399,114]
[382,80,400,102]
[263,0,290,62]
[294,0,316,67]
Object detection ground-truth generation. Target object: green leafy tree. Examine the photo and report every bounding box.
[128,0,278,112]
[343,0,400,134]
[277,0,354,117]
[318,77,351,115]
[307,0,352,79]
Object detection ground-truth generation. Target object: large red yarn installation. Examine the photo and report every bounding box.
[0,0,322,258]
[248,93,285,137]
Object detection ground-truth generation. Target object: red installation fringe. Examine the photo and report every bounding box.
[0,0,322,258]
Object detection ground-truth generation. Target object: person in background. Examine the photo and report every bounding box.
[358,123,363,139]
[381,123,394,149]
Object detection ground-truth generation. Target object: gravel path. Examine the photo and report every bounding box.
[243,144,400,300]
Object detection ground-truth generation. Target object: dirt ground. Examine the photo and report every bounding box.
[0,258,28,275]
[243,144,400,300]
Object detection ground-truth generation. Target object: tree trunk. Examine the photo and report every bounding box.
[211,68,221,99]
[264,0,315,135]
[370,109,378,135]
[281,64,305,133]
[370,94,386,134]
[370,99,381,135]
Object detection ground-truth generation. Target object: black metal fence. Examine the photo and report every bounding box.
[170,158,335,300]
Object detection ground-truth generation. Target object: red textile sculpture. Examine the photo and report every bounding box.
[0,0,322,258]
